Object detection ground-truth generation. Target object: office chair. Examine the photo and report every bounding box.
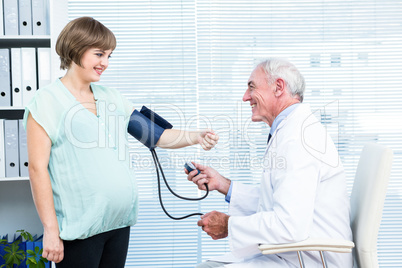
[259,143,393,268]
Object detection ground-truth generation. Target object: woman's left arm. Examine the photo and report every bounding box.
[157,129,219,150]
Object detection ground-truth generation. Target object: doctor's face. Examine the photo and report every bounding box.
[242,66,276,126]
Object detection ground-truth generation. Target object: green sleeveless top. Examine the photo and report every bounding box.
[24,79,138,240]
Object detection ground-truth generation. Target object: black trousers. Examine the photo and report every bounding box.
[56,226,130,268]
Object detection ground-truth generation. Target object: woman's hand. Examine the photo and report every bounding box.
[42,228,64,263]
[197,130,219,151]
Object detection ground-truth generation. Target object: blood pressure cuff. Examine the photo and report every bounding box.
[127,106,173,149]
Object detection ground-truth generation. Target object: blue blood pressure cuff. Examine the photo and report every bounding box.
[127,106,173,149]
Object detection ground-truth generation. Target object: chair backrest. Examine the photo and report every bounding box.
[350,143,393,268]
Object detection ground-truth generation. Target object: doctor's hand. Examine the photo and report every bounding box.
[198,211,229,240]
[197,129,219,151]
[185,162,231,194]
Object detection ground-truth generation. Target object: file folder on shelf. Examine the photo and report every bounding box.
[4,120,20,177]
[0,49,11,107]
[37,48,51,88]
[19,0,33,35]
[3,0,19,35]
[0,119,5,178]
[32,0,49,35]
[11,48,23,107]
[21,48,37,107]
[0,0,4,35]
[18,120,29,177]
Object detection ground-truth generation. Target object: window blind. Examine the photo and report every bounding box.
[68,0,402,267]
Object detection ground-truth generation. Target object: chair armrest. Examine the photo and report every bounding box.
[259,238,355,255]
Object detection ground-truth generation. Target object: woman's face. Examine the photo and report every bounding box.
[77,48,113,83]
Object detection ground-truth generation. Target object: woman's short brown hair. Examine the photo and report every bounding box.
[56,17,116,70]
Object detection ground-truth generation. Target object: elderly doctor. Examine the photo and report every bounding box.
[187,58,353,268]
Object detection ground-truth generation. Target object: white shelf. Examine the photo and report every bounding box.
[0,177,29,182]
[0,36,51,48]
[0,0,66,241]
[0,108,25,120]
[0,35,50,39]
[0,106,25,110]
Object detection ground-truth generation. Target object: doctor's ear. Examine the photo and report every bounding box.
[274,78,286,96]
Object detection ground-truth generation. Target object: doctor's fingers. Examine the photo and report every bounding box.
[198,213,212,226]
[195,164,222,181]
[197,219,206,228]
[192,176,210,191]
[202,227,223,239]
[209,233,226,240]
[193,162,209,172]
[187,171,206,184]
[186,168,200,179]
[195,178,209,191]
[199,224,213,236]
[189,171,207,183]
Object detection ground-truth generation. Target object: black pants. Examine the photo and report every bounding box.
[56,226,130,268]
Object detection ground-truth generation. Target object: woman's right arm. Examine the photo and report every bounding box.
[26,113,64,263]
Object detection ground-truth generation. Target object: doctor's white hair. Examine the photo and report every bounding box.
[258,58,306,102]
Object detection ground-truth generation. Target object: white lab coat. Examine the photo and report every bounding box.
[215,104,353,268]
